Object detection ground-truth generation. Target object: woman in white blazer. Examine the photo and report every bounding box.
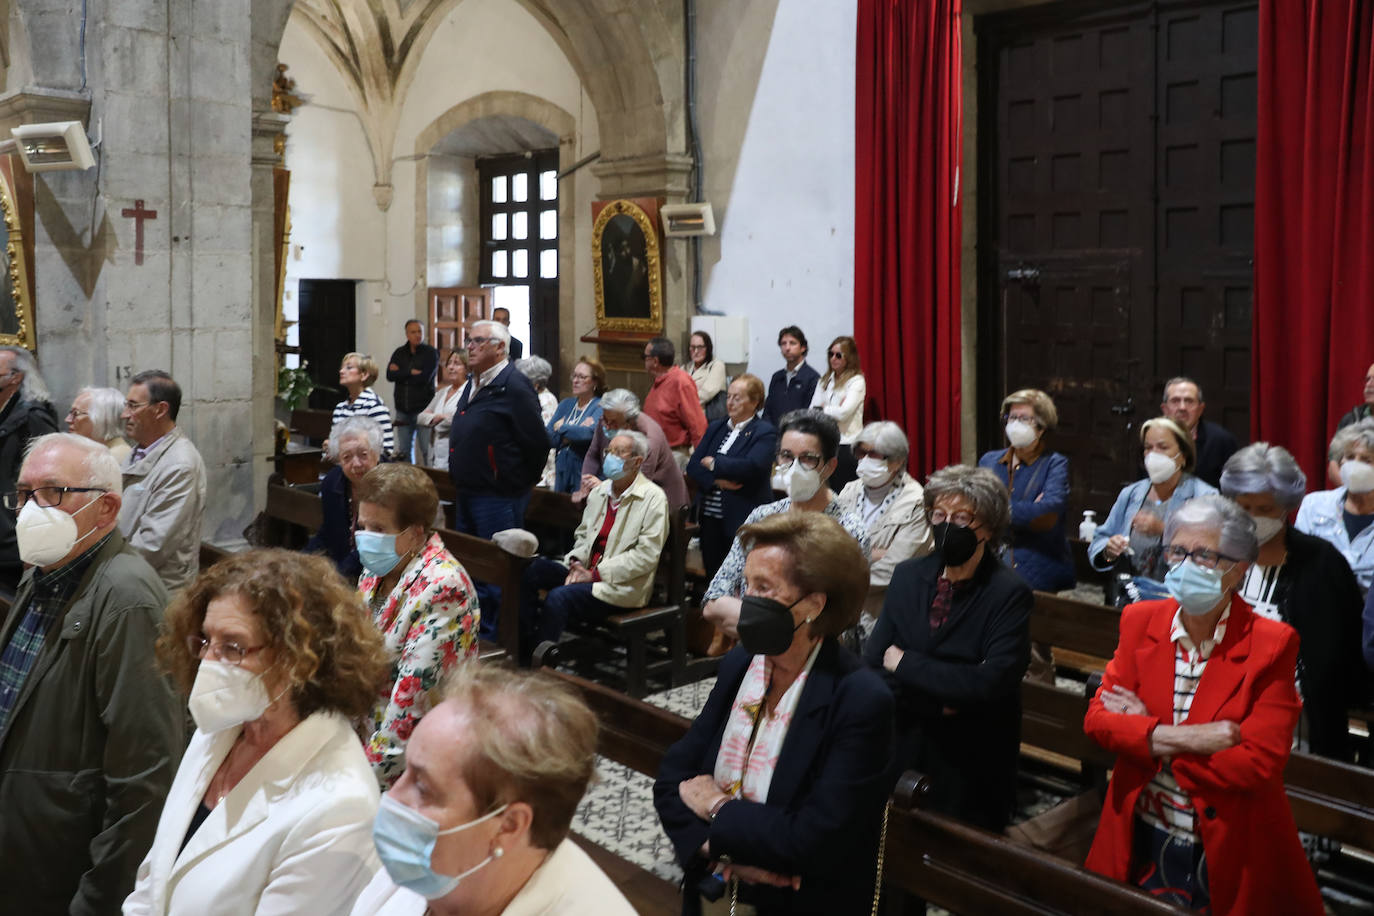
[124,550,392,916]
[810,335,867,491]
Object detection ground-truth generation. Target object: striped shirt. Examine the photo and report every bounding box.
[702,417,751,519]
[1135,607,1230,839]
[332,387,396,457]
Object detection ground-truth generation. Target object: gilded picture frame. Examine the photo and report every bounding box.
[0,158,35,350]
[592,198,663,333]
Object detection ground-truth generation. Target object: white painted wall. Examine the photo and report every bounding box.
[697,0,858,380]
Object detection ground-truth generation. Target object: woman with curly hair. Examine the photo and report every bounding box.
[123,550,390,916]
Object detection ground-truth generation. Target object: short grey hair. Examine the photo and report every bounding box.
[1162,376,1204,402]
[923,464,1011,543]
[1219,442,1307,510]
[1164,494,1259,563]
[25,432,123,494]
[0,347,50,403]
[516,356,552,388]
[1329,418,1374,464]
[78,387,127,441]
[472,319,510,351]
[609,429,649,460]
[855,421,909,465]
[327,416,384,461]
[599,388,641,420]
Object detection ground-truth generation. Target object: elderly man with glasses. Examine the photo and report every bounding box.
[447,319,549,638]
[0,432,184,914]
[119,369,207,593]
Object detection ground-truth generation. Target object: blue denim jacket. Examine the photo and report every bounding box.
[1296,487,1374,595]
[1087,475,1218,578]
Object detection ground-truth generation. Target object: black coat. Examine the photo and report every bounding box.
[863,550,1032,832]
[1270,527,1369,760]
[0,396,58,589]
[1193,419,1239,488]
[685,417,778,535]
[655,641,894,915]
[385,342,439,414]
[764,363,819,426]
[302,465,362,580]
[447,361,548,498]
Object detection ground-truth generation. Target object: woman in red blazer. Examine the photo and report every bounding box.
[1084,494,1323,915]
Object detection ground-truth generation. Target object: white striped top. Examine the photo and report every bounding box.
[1134,607,1230,839]
[332,387,397,458]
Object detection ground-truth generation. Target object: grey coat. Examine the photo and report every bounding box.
[0,531,186,915]
[120,427,207,592]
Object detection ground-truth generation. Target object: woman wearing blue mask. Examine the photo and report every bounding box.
[351,665,636,915]
[1085,494,1322,915]
[355,463,479,789]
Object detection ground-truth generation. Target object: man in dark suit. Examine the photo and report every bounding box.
[385,319,438,464]
[492,307,523,360]
[1161,376,1238,488]
[764,325,819,425]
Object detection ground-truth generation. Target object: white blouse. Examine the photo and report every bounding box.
[810,373,866,443]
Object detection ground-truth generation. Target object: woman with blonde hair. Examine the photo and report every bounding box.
[809,335,866,490]
[333,351,397,458]
[418,349,469,464]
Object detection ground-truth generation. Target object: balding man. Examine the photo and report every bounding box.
[119,369,207,592]
[0,433,183,914]
[0,347,58,590]
[1160,377,1238,489]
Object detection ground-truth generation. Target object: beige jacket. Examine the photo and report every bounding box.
[565,471,669,607]
[120,427,207,592]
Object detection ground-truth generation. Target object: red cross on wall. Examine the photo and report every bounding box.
[121,199,157,266]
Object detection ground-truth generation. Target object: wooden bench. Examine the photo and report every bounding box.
[436,527,527,660]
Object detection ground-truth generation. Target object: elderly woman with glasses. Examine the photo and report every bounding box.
[304,416,384,579]
[656,512,893,914]
[1219,443,1368,761]
[333,351,397,459]
[125,550,391,915]
[66,386,132,465]
[1084,495,1322,915]
[863,464,1031,832]
[547,357,605,493]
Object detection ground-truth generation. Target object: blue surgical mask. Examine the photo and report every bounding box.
[356,530,403,576]
[1164,559,1226,616]
[372,792,509,900]
[603,453,627,481]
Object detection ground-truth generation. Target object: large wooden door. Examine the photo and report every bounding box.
[428,287,492,356]
[979,0,1257,520]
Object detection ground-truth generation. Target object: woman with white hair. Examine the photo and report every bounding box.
[836,421,933,626]
[577,387,688,510]
[66,386,132,465]
[304,417,385,579]
[1220,443,1366,760]
[515,356,558,422]
[977,388,1075,592]
[1296,418,1374,595]
[1085,494,1321,915]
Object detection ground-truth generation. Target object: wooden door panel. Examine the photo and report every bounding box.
[428,286,492,358]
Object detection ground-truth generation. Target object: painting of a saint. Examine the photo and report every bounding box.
[592,198,663,333]
[600,214,650,319]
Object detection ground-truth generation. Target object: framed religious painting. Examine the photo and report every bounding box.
[0,157,35,349]
[592,197,663,333]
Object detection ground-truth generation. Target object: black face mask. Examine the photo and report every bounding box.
[933,521,980,566]
[737,594,810,657]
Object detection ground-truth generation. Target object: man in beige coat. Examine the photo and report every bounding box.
[519,429,668,660]
[119,370,206,592]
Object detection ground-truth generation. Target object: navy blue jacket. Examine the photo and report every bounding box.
[686,416,778,535]
[303,465,362,580]
[655,640,894,915]
[764,363,820,426]
[977,447,1075,592]
[447,361,549,498]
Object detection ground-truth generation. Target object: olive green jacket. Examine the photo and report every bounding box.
[0,531,186,916]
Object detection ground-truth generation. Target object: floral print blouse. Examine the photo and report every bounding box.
[358,532,479,788]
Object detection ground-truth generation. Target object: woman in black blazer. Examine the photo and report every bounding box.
[1220,443,1370,760]
[686,374,779,580]
[655,512,894,915]
[863,464,1032,833]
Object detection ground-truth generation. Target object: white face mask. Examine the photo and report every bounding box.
[856,456,894,488]
[771,463,823,502]
[188,659,274,734]
[1250,515,1285,544]
[1341,459,1374,494]
[1005,420,1037,449]
[16,498,100,567]
[1144,451,1179,485]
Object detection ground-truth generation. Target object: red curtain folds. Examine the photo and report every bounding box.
[855,0,963,477]
[1254,0,1374,483]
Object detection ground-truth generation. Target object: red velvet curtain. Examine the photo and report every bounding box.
[1254,0,1374,483]
[855,0,963,477]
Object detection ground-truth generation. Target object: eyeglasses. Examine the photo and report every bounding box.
[828,351,844,359]
[689,344,707,351]
[3,486,108,510]
[1001,413,1041,427]
[186,635,268,666]
[66,408,90,420]
[853,445,888,461]
[929,508,976,527]
[123,400,149,411]
[1163,545,1238,570]
[570,372,593,381]
[775,450,823,471]
[467,336,493,347]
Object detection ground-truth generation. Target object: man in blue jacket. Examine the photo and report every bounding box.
[764,325,820,425]
[448,318,548,635]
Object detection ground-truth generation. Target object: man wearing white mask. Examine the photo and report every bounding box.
[703,410,870,643]
[0,433,183,914]
[837,421,934,632]
[1297,418,1374,596]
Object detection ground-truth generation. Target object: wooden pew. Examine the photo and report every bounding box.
[436,527,527,660]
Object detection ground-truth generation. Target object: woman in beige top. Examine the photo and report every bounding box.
[689,331,728,421]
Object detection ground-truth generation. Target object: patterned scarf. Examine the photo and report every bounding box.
[713,643,822,802]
